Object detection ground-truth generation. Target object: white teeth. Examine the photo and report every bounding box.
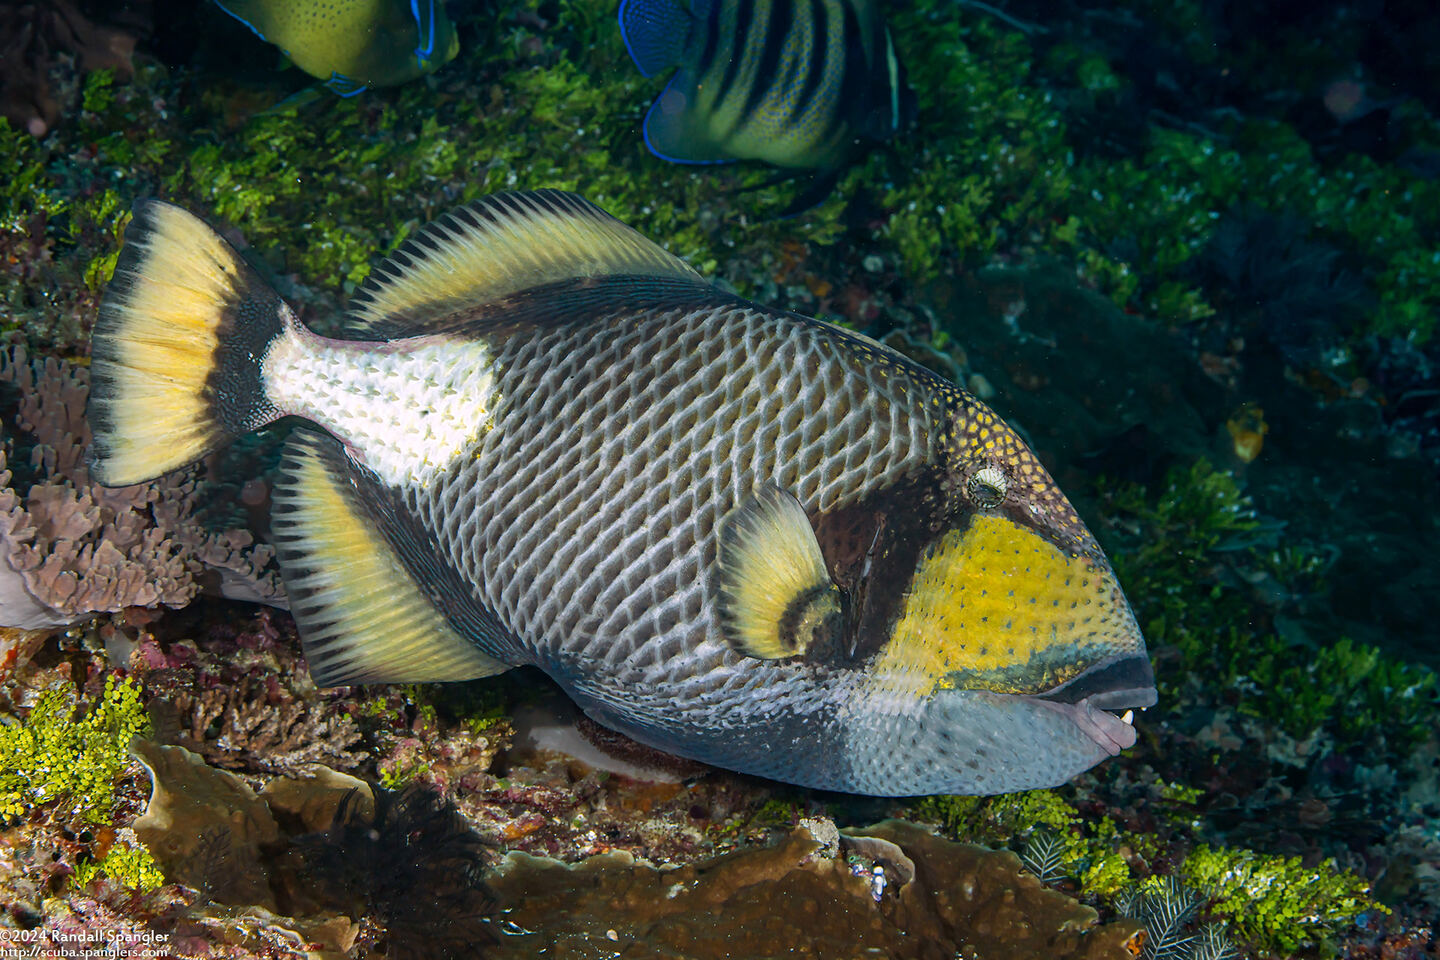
[1120,710,1134,725]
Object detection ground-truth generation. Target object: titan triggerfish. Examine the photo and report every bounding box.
[88,189,1155,796]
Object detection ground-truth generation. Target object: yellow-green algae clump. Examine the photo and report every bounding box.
[0,675,149,824]
[486,819,1140,960]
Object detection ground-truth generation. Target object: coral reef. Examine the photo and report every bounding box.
[158,671,366,776]
[0,345,282,629]
[0,0,1435,956]
[130,739,280,908]
[0,1,144,138]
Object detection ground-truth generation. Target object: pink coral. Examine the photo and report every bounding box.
[0,344,283,629]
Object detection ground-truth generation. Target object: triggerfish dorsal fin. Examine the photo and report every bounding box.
[717,484,843,659]
[273,429,512,685]
[619,0,696,78]
[342,189,705,338]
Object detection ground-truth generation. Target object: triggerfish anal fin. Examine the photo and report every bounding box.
[273,429,512,686]
[717,485,844,660]
[341,189,706,338]
[618,0,696,78]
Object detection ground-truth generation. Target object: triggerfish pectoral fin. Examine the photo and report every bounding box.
[619,0,695,78]
[274,429,513,686]
[716,485,844,659]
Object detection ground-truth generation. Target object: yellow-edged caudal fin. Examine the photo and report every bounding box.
[717,485,842,659]
[274,429,510,685]
[342,189,704,337]
[89,200,288,486]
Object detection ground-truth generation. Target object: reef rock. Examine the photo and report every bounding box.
[129,739,278,909]
[486,818,1140,959]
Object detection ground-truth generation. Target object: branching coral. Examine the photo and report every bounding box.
[159,672,366,776]
[0,344,282,628]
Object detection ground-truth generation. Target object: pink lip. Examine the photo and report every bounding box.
[1035,697,1137,755]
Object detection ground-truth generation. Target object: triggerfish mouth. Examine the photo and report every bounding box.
[87,190,1155,796]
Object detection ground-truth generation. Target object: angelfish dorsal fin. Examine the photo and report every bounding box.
[342,189,704,337]
[717,485,843,659]
[273,429,510,685]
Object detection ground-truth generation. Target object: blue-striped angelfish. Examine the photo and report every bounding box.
[87,190,1154,797]
[212,0,459,96]
[620,0,915,211]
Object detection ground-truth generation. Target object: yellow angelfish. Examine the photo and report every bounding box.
[213,0,459,95]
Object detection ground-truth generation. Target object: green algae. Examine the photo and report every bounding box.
[912,786,1384,952]
[69,838,165,892]
[912,790,1135,898]
[1099,458,1439,756]
[2,0,1436,354]
[1181,844,1380,955]
[0,676,150,825]
[878,2,1440,338]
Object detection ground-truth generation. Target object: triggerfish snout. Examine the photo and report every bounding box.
[87,189,1153,796]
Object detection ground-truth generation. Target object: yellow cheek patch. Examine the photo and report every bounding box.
[870,515,1122,700]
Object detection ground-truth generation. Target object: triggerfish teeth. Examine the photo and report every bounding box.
[87,189,1155,796]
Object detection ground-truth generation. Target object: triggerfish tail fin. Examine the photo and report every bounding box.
[619,0,695,78]
[274,429,512,686]
[88,199,290,487]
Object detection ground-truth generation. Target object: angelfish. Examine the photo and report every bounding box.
[212,0,459,96]
[88,190,1155,796]
[619,0,916,212]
